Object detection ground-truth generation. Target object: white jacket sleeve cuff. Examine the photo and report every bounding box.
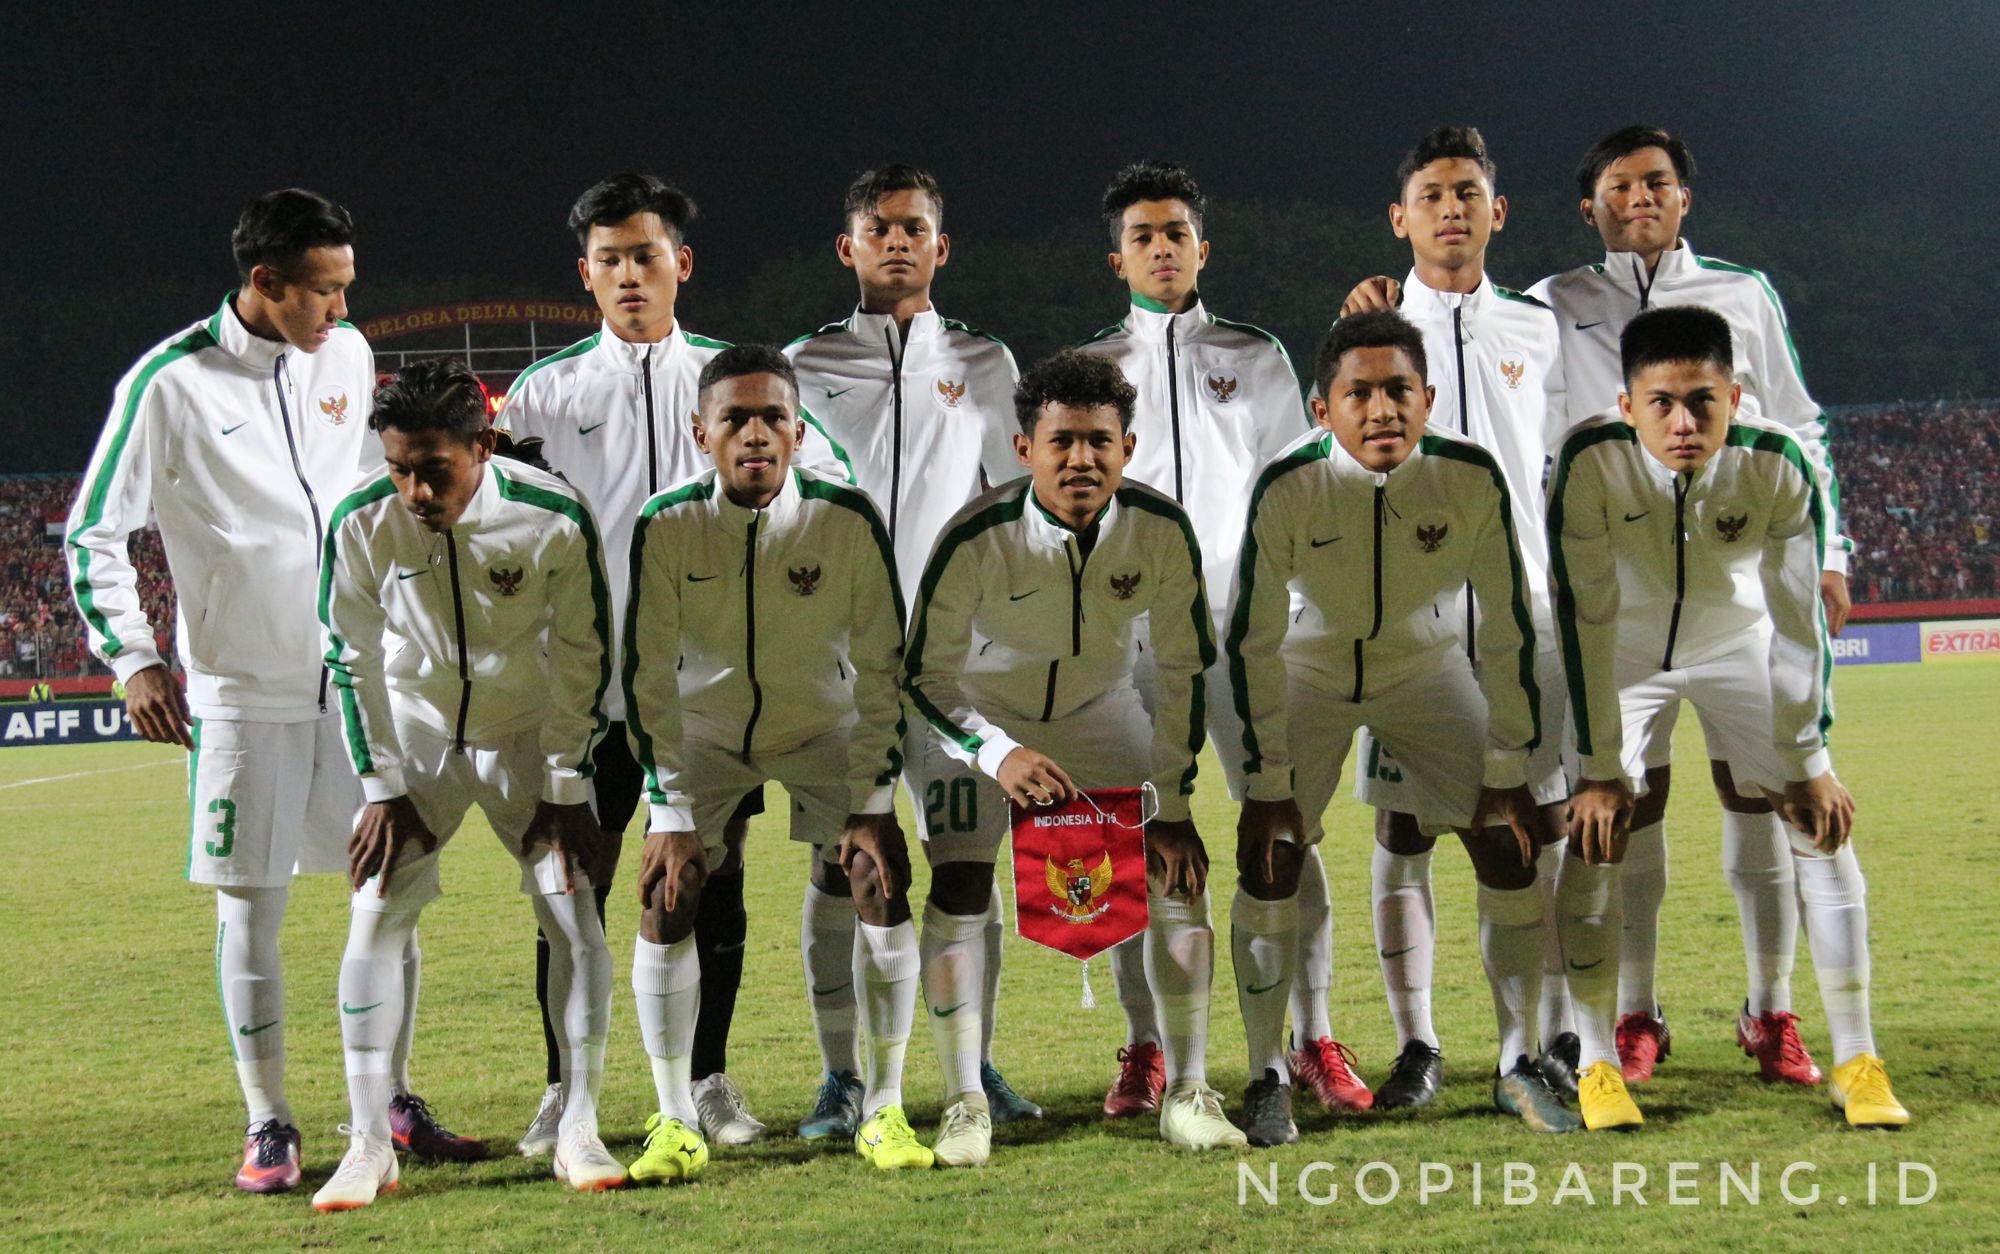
[1783,747,1834,783]
[851,783,896,816]
[973,731,1023,780]
[1243,772,1294,804]
[361,769,408,804]
[1151,790,1193,823]
[647,802,696,833]
[1482,747,1529,791]
[1822,544,1850,576]
[110,645,165,684]
[544,766,590,806]
[1577,753,1626,785]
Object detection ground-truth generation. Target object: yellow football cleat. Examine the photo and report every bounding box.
[1577,1061,1643,1131]
[855,1104,935,1170]
[1830,1054,1910,1129]
[629,1113,710,1184]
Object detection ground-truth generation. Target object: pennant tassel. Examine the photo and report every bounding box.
[1079,957,1096,1010]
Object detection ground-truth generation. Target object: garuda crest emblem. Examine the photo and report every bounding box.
[318,390,351,426]
[1499,358,1525,390]
[1204,372,1239,404]
[788,564,823,596]
[1417,523,1450,553]
[935,378,967,409]
[489,566,525,596]
[1717,513,1749,543]
[1108,571,1142,600]
[1046,853,1114,924]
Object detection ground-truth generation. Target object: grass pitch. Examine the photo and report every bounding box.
[2,659,1996,1251]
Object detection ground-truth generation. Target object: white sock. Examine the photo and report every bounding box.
[1533,841,1574,1043]
[533,888,612,1137]
[980,880,1003,1064]
[632,934,700,1124]
[1478,883,1545,1070]
[216,886,290,1127]
[1143,892,1213,1087]
[1109,932,1158,1047]
[1616,820,1667,1017]
[801,882,859,1075]
[1288,847,1333,1043]
[392,929,420,1095]
[1722,810,1796,1016]
[337,904,419,1141]
[1231,890,1298,1081]
[854,919,919,1117]
[1371,845,1437,1048]
[1790,833,1875,1063]
[1556,854,1621,1069]
[920,902,988,1101]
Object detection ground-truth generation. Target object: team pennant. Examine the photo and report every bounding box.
[1010,787,1151,964]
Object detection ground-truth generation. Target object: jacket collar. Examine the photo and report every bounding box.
[1400,268,1492,321]
[452,461,503,532]
[848,304,944,362]
[1122,293,1208,343]
[207,294,292,372]
[589,320,682,373]
[1599,239,1696,300]
[1328,427,1425,489]
[712,464,804,531]
[1022,479,1115,550]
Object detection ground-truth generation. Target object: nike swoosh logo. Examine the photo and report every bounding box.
[1379,946,1415,959]
[712,940,747,954]
[687,574,717,583]
[578,421,608,436]
[396,569,426,580]
[930,1002,967,1018]
[1311,536,1343,548]
[1575,320,1606,331]
[1009,589,1039,601]
[1246,980,1282,995]
[825,387,856,399]
[861,1133,882,1147]
[341,1000,384,1015]
[239,1020,280,1036]
[220,422,249,436]
[811,981,851,997]
[1567,958,1604,971]
[1623,511,1651,523]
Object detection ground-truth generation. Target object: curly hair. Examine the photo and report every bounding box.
[1014,350,1137,435]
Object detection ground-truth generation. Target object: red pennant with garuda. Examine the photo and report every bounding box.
[1010,787,1150,961]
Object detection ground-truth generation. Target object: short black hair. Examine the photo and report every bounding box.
[1396,125,1497,197]
[1576,125,1696,199]
[1013,350,1137,435]
[843,163,944,229]
[1315,311,1429,396]
[230,188,354,282]
[696,344,799,411]
[568,173,698,249]
[1620,305,1733,386]
[371,358,488,441]
[1101,161,1207,248]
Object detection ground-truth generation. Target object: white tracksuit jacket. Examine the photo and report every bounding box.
[1529,242,1848,572]
[319,461,613,805]
[1547,413,1832,787]
[622,466,905,832]
[1075,296,1311,608]
[499,320,849,720]
[786,306,1022,595]
[1226,428,1542,801]
[67,296,378,719]
[903,478,1214,823]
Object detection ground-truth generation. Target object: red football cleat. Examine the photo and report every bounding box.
[1289,1037,1374,1112]
[390,1093,486,1162]
[1102,1041,1167,1117]
[235,1120,302,1193]
[1615,1009,1672,1083]
[1737,1007,1823,1086]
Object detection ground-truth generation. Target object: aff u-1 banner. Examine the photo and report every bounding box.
[1,701,141,746]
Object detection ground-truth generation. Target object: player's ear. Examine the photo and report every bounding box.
[1727,381,1742,419]
[1679,185,1693,218]
[1388,202,1409,239]
[248,263,286,302]
[1012,431,1032,466]
[474,426,498,462]
[1423,383,1437,410]
[1194,237,1211,271]
[1617,390,1634,422]
[576,254,591,290]
[676,245,694,283]
[1106,250,1125,280]
[835,232,857,270]
[933,232,951,269]
[1490,194,1508,232]
[1579,198,1596,228]
[692,415,711,454]
[1309,393,1332,431]
[1121,428,1136,459]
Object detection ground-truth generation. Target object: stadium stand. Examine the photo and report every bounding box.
[0,474,174,679]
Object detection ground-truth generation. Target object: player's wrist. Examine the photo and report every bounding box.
[974,732,1024,779]
[648,801,695,833]
[110,648,166,684]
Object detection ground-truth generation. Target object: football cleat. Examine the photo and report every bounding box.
[1577,1061,1644,1131]
[1240,1069,1299,1147]
[798,1070,864,1142]
[310,1126,399,1212]
[1289,1036,1374,1112]
[1494,1056,1581,1134]
[1737,1007,1824,1086]
[693,1073,768,1146]
[980,1061,1043,1123]
[1373,1040,1444,1110]
[629,1113,710,1183]
[1103,1041,1167,1118]
[1160,1080,1249,1150]
[1615,1007,1672,1083]
[1535,1032,1582,1100]
[517,1082,565,1158]
[389,1092,485,1162]
[1829,1054,1910,1129]
[234,1119,302,1194]
[932,1098,993,1168]
[553,1127,626,1192]
[855,1104,935,1170]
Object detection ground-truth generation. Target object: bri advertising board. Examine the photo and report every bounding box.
[1830,617,2000,665]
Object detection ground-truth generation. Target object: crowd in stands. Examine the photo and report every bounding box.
[1,403,1995,677]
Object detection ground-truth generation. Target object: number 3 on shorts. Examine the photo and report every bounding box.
[924,777,979,834]
[206,797,238,858]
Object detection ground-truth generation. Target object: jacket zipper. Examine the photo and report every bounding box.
[885,326,904,542]
[739,515,764,760]
[1452,304,1476,666]
[274,357,330,713]
[642,345,658,496]
[1632,257,1655,311]
[445,529,470,753]
[1661,474,1689,669]
[1353,484,1387,701]
[1040,533,1088,721]
[1165,318,1184,502]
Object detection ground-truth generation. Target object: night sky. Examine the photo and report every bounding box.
[5,2,1993,465]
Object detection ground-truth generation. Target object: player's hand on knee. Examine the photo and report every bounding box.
[1147,818,1209,898]
[638,830,707,913]
[1818,570,1852,637]
[1782,773,1855,852]
[124,663,193,749]
[1339,276,1401,317]
[996,748,1075,808]
[348,797,438,896]
[838,812,909,900]
[524,800,600,896]
[1474,783,1550,868]
[1235,798,1305,887]
[1564,777,1634,866]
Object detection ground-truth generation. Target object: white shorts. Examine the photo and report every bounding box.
[187,714,359,889]
[1355,644,1570,818]
[908,686,1151,865]
[1292,659,1490,841]
[679,730,853,862]
[353,724,576,913]
[1133,617,1247,799]
[1614,646,1789,799]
